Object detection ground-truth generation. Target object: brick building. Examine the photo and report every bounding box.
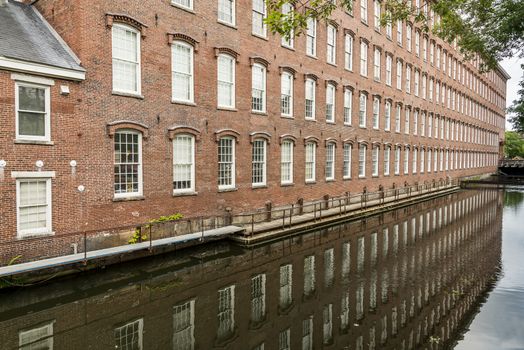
[0,0,509,250]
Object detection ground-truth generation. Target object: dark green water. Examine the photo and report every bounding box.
[0,188,520,350]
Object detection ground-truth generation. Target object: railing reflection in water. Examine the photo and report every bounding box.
[0,189,502,350]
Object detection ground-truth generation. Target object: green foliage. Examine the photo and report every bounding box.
[504,131,524,158]
[129,213,183,244]
[509,65,524,133]
[7,255,22,266]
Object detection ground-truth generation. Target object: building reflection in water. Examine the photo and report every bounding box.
[0,190,503,350]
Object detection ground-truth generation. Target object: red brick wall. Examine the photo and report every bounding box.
[0,0,507,246]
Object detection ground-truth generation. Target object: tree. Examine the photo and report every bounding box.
[504,131,524,158]
[508,64,524,133]
[266,0,524,70]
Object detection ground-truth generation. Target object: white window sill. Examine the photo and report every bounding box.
[15,139,54,146]
[18,231,55,240]
[343,176,352,180]
[306,54,318,60]
[251,110,267,116]
[252,184,267,189]
[281,114,294,119]
[113,195,145,202]
[173,191,198,197]
[112,91,144,99]
[358,175,366,179]
[217,20,237,29]
[170,3,195,14]
[305,180,316,185]
[172,100,196,106]
[280,182,294,187]
[326,120,335,125]
[327,62,337,67]
[218,187,238,193]
[305,118,317,122]
[252,33,268,41]
[326,179,335,183]
[217,106,237,112]
[281,45,295,51]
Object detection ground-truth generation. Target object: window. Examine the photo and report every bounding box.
[325,143,335,180]
[385,55,392,86]
[252,0,267,37]
[281,72,293,116]
[395,105,401,133]
[323,304,333,344]
[114,130,142,198]
[218,137,235,190]
[172,0,192,10]
[173,300,195,350]
[405,65,411,94]
[429,78,434,101]
[427,149,432,172]
[360,0,368,23]
[396,59,402,90]
[372,146,379,176]
[420,149,425,173]
[251,64,266,112]
[344,88,353,125]
[112,24,141,95]
[384,146,390,175]
[305,79,316,119]
[413,110,418,135]
[281,3,294,47]
[15,81,51,142]
[302,316,314,350]
[16,177,52,238]
[422,74,427,99]
[217,286,235,340]
[19,322,54,350]
[217,54,235,108]
[384,100,391,131]
[430,41,435,64]
[406,24,412,51]
[396,20,403,45]
[373,0,381,30]
[280,141,294,184]
[372,96,380,129]
[218,0,235,25]
[412,148,417,173]
[385,11,392,38]
[343,144,352,179]
[279,264,293,309]
[252,140,267,186]
[359,145,367,178]
[415,30,420,56]
[327,24,337,64]
[414,70,419,96]
[172,41,194,103]
[404,108,410,134]
[344,33,353,70]
[115,319,143,350]
[373,48,381,81]
[394,147,400,175]
[428,113,433,137]
[404,148,409,174]
[421,112,426,136]
[423,36,428,61]
[305,142,316,182]
[306,19,317,56]
[360,41,368,76]
[251,274,266,323]
[304,255,316,295]
[359,93,367,127]
[173,134,195,194]
[279,329,291,350]
[326,83,335,122]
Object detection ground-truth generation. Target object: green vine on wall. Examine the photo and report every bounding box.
[128,213,183,244]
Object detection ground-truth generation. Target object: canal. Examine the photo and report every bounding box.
[0,188,522,350]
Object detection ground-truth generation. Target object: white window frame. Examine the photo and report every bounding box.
[218,0,236,26]
[252,0,267,37]
[305,78,316,120]
[251,63,266,113]
[344,34,353,71]
[14,80,52,142]
[112,23,141,96]
[372,96,380,129]
[114,319,144,350]
[372,146,379,177]
[19,321,55,349]
[384,146,391,175]
[360,41,368,77]
[218,137,236,190]
[217,54,236,108]
[361,0,368,24]
[344,88,353,125]
[327,24,337,65]
[171,41,194,103]
[373,0,381,30]
[173,134,196,194]
[343,143,352,179]
[113,129,143,199]
[326,83,336,123]
[373,48,381,81]
[252,139,267,187]
[15,175,53,238]
[359,93,367,128]
[384,100,391,131]
[172,0,193,10]
[385,55,392,86]
[281,140,294,185]
[305,142,317,183]
[358,144,367,178]
[325,143,336,181]
[281,72,293,117]
[306,18,317,57]
[396,59,402,90]
[281,3,294,48]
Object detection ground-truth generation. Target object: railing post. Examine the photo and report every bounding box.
[149,224,153,252]
[251,214,255,236]
[201,216,205,241]
[314,203,316,222]
[319,202,322,220]
[83,231,87,263]
[290,204,294,227]
[282,209,286,229]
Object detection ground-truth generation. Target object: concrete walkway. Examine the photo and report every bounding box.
[0,226,243,278]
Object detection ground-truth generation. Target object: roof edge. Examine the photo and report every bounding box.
[30,4,83,67]
[496,63,511,80]
[0,56,86,81]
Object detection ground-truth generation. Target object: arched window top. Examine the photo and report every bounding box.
[215,128,240,142]
[343,84,354,92]
[372,93,381,100]
[279,134,297,145]
[327,19,339,29]
[250,131,272,144]
[167,33,199,51]
[279,66,297,77]
[107,120,149,139]
[167,125,201,141]
[360,36,369,45]
[404,144,411,149]
[325,138,338,147]
[372,141,382,147]
[383,142,392,149]
[342,138,354,145]
[106,13,148,37]
[344,28,355,37]
[358,140,369,147]
[304,73,319,84]
[325,80,338,89]
[304,136,320,146]
[250,56,270,70]
[214,47,240,62]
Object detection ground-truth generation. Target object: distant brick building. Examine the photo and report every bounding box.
[0,0,509,251]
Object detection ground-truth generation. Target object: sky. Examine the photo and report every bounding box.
[500,57,523,131]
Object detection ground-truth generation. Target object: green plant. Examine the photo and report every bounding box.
[128,213,183,244]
